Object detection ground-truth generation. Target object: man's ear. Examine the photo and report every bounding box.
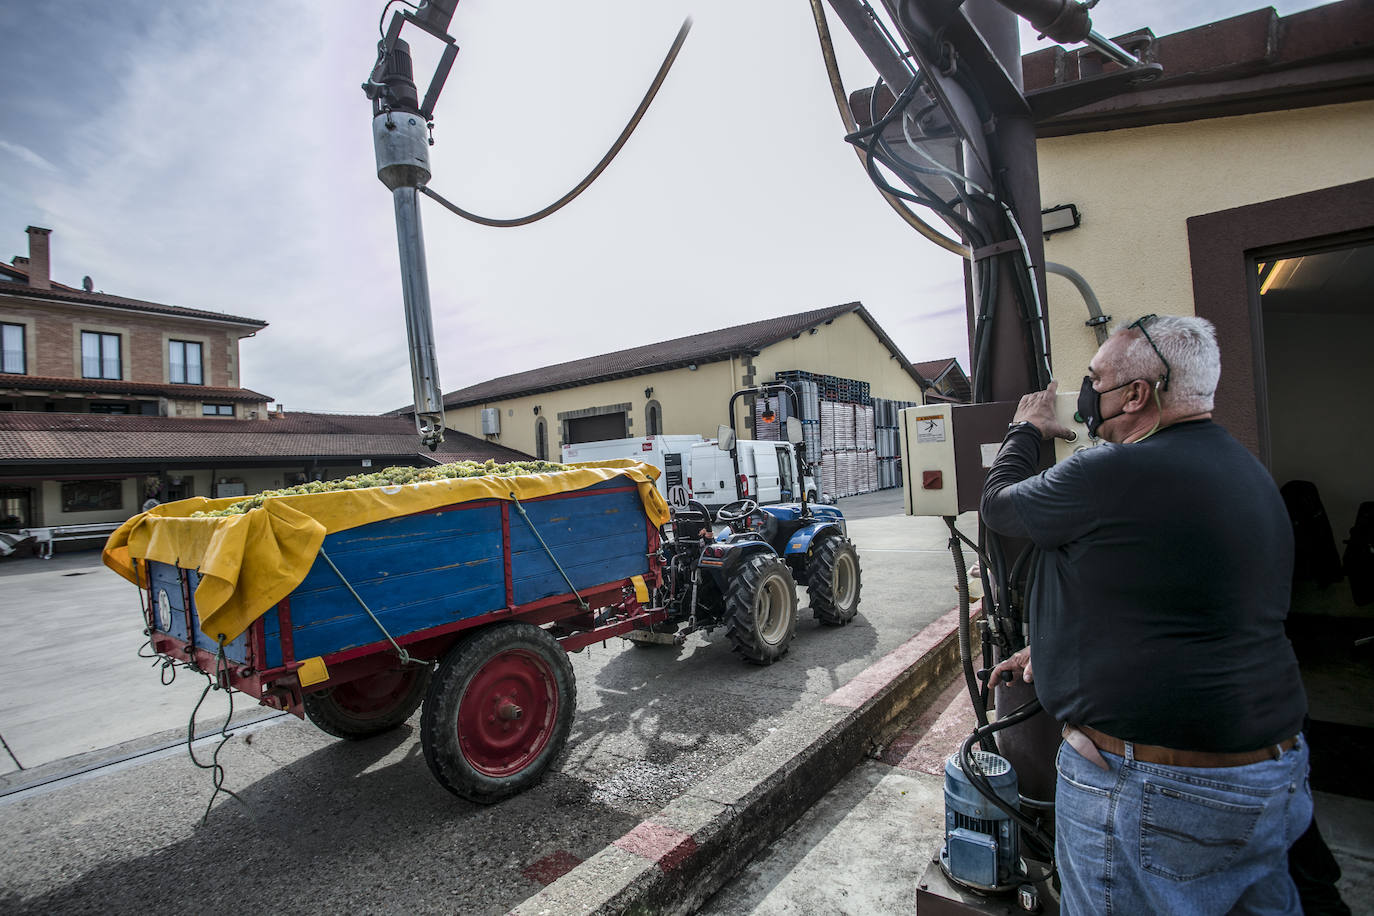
[1123,379,1154,413]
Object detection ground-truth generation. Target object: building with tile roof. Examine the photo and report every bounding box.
[399,301,944,461]
[0,228,530,537]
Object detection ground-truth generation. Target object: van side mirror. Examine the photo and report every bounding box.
[785,416,803,445]
[717,425,735,451]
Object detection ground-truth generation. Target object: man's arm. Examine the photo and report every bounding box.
[980,381,1098,546]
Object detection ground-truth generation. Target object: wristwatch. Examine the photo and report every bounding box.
[1005,420,1040,438]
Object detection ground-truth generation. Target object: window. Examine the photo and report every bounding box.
[81,331,121,379]
[645,400,662,436]
[202,403,234,416]
[1,322,24,374]
[535,417,548,460]
[61,479,123,513]
[89,403,131,414]
[169,340,203,385]
[2,487,33,528]
[776,446,795,500]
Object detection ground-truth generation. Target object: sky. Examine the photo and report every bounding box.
[0,0,1335,414]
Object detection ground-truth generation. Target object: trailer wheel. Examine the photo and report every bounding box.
[421,623,575,803]
[807,536,862,626]
[302,664,431,740]
[725,553,798,665]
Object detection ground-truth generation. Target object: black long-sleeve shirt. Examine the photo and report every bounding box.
[980,420,1306,752]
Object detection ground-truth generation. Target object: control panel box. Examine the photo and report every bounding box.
[900,393,1094,517]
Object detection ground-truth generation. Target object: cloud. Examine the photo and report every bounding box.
[0,140,58,173]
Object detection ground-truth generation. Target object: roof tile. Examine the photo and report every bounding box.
[0,412,531,463]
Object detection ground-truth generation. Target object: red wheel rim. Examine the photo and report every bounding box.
[328,668,418,719]
[457,649,558,777]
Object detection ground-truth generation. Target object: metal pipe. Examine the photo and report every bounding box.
[1045,261,1110,345]
[1085,29,1144,68]
[825,0,914,97]
[990,0,1091,44]
[390,186,446,448]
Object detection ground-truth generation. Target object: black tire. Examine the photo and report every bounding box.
[725,553,798,665]
[302,663,431,740]
[420,623,575,803]
[807,536,862,626]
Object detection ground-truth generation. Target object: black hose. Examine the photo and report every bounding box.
[959,697,1056,866]
[945,517,991,739]
[419,18,692,228]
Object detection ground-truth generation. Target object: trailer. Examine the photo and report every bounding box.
[103,461,670,803]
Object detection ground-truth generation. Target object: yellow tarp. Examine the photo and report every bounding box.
[103,460,667,644]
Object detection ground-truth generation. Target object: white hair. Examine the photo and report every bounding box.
[1108,314,1220,413]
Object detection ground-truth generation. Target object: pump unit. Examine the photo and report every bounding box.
[941,750,1021,892]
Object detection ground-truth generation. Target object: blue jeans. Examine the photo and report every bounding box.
[1055,735,1311,915]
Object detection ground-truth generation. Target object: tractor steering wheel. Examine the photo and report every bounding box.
[715,499,759,524]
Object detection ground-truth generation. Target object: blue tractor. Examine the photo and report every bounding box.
[638,385,862,663]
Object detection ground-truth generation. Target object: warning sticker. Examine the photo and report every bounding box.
[914,415,946,443]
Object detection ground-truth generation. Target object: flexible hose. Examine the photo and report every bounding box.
[419,18,692,227]
[806,0,969,257]
[960,697,1057,866]
[1046,261,1110,345]
[946,517,991,740]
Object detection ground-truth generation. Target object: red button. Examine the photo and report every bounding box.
[922,470,942,489]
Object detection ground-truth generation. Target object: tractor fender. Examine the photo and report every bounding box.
[697,536,777,586]
[783,522,845,560]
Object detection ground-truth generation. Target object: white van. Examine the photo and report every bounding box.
[561,435,705,502]
[689,439,817,509]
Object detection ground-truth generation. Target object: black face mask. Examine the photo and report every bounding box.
[1077,376,1136,438]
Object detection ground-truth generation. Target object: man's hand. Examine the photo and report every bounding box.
[1013,380,1074,440]
[987,646,1033,688]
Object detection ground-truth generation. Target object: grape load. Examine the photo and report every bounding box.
[192,459,568,517]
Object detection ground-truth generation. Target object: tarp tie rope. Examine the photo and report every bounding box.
[187,641,253,826]
[318,547,417,666]
[510,493,589,614]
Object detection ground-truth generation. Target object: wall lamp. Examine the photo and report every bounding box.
[532,405,540,415]
[644,387,653,399]
[1041,203,1081,236]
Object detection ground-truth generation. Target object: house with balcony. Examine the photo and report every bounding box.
[0,226,531,539]
[1,226,271,419]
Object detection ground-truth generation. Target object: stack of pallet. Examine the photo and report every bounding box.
[768,371,884,500]
[871,397,918,489]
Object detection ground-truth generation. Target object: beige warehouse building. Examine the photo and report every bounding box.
[419,301,944,460]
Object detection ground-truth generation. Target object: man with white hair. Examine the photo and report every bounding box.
[982,314,1311,915]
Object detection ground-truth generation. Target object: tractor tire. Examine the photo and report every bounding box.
[807,536,862,626]
[420,623,575,804]
[725,553,798,665]
[303,664,431,740]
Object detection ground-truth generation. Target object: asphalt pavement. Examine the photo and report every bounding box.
[0,491,979,915]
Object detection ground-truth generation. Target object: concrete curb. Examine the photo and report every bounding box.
[511,605,973,916]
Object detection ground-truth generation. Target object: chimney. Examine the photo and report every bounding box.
[26,226,51,290]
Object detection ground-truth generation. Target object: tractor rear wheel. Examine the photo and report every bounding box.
[303,664,431,740]
[725,553,798,665]
[420,623,575,803]
[808,536,862,626]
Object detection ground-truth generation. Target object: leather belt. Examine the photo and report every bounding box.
[1063,724,1298,771]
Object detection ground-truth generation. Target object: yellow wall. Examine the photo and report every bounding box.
[443,360,743,457]
[441,310,928,456]
[752,311,926,402]
[1037,100,1374,377]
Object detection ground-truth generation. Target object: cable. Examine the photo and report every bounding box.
[187,644,253,826]
[419,18,692,228]
[946,517,992,740]
[806,0,968,257]
[959,697,1057,870]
